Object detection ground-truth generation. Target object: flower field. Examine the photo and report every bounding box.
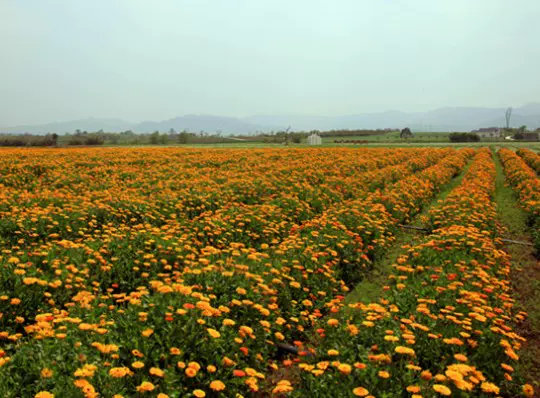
[0,147,535,397]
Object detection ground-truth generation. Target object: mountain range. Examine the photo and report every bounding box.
[2,103,540,135]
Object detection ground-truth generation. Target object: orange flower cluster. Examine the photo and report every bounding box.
[516,148,540,174]
[499,148,540,255]
[0,146,530,397]
[294,149,533,397]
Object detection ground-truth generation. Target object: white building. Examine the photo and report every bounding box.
[307,133,322,145]
[472,127,502,139]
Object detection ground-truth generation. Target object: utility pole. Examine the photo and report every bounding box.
[505,107,512,129]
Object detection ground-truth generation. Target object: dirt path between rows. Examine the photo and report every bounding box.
[492,148,540,391]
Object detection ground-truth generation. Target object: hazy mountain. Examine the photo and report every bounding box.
[246,104,540,132]
[132,115,273,134]
[1,103,539,134]
[0,117,133,134]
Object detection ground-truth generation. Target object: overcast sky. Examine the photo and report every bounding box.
[1,0,539,125]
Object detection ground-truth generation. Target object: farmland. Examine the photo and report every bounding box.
[0,147,537,397]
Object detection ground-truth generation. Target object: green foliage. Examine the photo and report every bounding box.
[449,132,480,142]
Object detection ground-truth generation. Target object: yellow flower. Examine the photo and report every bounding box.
[132,361,145,369]
[35,392,54,398]
[480,382,499,394]
[149,367,165,377]
[73,364,98,378]
[207,328,221,338]
[272,380,293,394]
[395,346,415,356]
[352,387,369,396]
[327,349,339,356]
[136,381,155,392]
[327,318,339,326]
[193,390,206,397]
[378,370,390,379]
[433,384,452,396]
[141,328,154,337]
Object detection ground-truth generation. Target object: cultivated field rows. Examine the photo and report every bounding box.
[0,147,536,397]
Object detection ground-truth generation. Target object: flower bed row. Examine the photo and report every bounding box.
[499,148,540,255]
[516,148,540,174]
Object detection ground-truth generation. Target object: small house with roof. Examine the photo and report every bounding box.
[471,127,502,139]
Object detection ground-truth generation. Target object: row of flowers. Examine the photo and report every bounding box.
[0,148,472,397]
[291,149,533,397]
[499,148,540,255]
[516,148,540,174]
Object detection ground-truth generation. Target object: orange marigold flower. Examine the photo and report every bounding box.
[40,368,54,378]
[454,354,468,362]
[210,380,226,391]
[185,367,198,378]
[352,387,369,396]
[233,369,246,377]
[109,367,133,378]
[523,384,534,397]
[406,386,421,393]
[378,370,390,379]
[136,381,155,392]
[170,347,181,355]
[141,328,154,337]
[193,390,206,397]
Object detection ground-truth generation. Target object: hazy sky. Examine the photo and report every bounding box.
[1,0,539,125]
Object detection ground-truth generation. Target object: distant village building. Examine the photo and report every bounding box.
[521,132,540,141]
[471,127,502,139]
[307,133,322,145]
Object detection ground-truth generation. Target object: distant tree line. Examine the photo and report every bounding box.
[0,133,59,147]
[315,129,397,137]
[449,132,480,142]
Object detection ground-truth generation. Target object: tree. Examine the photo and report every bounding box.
[400,127,413,139]
[51,133,58,147]
[177,130,189,144]
[449,133,480,142]
[159,133,168,145]
[505,107,513,129]
[518,125,527,133]
[150,131,160,145]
